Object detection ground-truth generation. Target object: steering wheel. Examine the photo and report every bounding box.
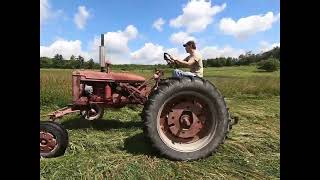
[164,53,177,68]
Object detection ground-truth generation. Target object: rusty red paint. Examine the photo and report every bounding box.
[158,96,210,143]
[73,70,146,81]
[167,109,183,135]
[89,95,103,102]
[167,109,203,139]
[121,83,147,104]
[48,107,80,120]
[40,131,57,153]
[74,97,89,106]
[105,84,112,100]
[139,85,151,97]
[72,75,81,102]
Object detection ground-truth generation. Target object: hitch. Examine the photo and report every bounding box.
[46,106,80,121]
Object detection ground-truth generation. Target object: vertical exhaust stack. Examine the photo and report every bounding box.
[100,33,106,72]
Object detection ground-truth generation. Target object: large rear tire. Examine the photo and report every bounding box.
[142,76,231,161]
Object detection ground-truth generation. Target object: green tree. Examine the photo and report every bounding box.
[53,54,64,68]
[40,57,52,68]
[87,59,95,69]
[70,55,76,61]
[77,55,84,68]
[257,58,280,72]
[225,57,233,66]
[54,54,64,61]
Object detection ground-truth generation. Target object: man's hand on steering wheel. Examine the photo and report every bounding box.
[164,53,176,65]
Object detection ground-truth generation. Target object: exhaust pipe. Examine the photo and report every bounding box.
[100,34,105,72]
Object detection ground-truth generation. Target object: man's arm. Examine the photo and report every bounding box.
[174,57,196,68]
[168,54,195,68]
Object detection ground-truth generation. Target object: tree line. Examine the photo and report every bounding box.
[40,55,98,69]
[203,47,280,67]
[40,47,279,70]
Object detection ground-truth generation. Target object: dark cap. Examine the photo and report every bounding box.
[183,40,196,49]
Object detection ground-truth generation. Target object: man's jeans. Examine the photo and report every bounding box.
[172,69,196,78]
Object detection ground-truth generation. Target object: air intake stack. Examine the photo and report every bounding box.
[99,34,105,72]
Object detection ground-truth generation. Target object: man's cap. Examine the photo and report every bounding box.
[183,40,196,49]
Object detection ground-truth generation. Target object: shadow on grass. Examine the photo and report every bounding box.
[61,117,143,130]
[123,132,161,158]
[61,118,162,158]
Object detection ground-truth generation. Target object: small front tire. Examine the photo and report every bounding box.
[40,121,69,158]
[81,104,105,121]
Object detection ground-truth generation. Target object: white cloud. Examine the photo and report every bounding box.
[219,12,280,40]
[86,25,139,63]
[153,18,166,32]
[200,46,245,59]
[131,43,164,64]
[40,0,50,26]
[104,25,138,54]
[165,48,184,59]
[40,39,91,60]
[104,33,130,53]
[170,0,226,33]
[123,25,138,39]
[130,43,186,65]
[74,6,90,29]
[40,0,65,30]
[88,36,131,64]
[40,37,133,64]
[104,54,132,64]
[93,25,138,54]
[259,41,280,52]
[170,31,196,45]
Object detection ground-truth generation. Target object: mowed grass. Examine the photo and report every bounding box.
[40,66,280,179]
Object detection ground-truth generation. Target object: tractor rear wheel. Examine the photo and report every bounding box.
[40,121,69,158]
[142,76,230,161]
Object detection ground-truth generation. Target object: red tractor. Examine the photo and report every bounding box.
[40,34,238,161]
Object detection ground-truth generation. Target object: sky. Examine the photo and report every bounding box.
[40,0,280,64]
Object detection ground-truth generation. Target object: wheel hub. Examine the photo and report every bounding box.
[167,101,205,139]
[40,131,57,153]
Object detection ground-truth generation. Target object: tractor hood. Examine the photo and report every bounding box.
[73,70,146,82]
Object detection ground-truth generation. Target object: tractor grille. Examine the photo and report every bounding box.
[72,74,81,102]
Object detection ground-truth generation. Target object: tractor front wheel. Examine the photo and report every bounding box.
[81,104,105,121]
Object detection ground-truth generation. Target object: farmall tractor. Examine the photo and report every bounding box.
[40,34,238,161]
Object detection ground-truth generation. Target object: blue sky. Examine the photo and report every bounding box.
[40,0,280,64]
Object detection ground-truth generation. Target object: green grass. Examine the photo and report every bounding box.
[40,66,280,179]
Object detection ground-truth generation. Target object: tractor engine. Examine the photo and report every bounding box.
[71,71,150,109]
[70,33,150,109]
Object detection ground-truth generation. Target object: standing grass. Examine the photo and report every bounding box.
[40,69,72,108]
[40,66,279,109]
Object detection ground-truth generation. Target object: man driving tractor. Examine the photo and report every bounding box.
[167,40,203,78]
[41,35,237,161]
